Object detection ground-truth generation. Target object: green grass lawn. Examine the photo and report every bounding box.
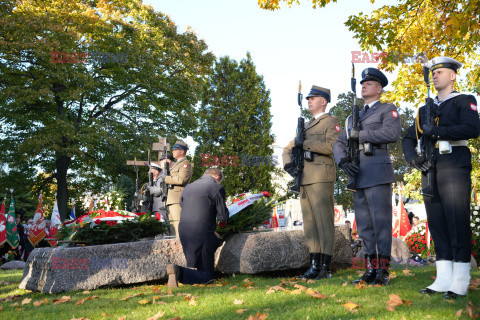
[0,266,479,320]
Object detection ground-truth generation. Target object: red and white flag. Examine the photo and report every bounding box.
[0,200,7,246]
[28,193,47,246]
[48,198,62,247]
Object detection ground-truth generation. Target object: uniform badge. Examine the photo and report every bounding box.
[471,103,478,111]
[184,164,188,168]
[392,111,398,118]
[335,125,341,132]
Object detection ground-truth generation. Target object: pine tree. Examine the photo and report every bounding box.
[192,53,276,196]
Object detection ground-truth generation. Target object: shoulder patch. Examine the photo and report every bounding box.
[183,164,188,168]
[392,110,398,118]
[335,125,341,132]
[471,103,477,111]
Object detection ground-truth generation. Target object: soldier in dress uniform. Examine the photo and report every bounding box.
[147,155,174,221]
[402,57,480,298]
[167,168,228,286]
[163,140,193,237]
[333,68,401,286]
[283,85,341,280]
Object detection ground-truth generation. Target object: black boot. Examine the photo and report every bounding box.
[315,254,332,279]
[372,255,390,286]
[296,253,321,279]
[352,254,378,284]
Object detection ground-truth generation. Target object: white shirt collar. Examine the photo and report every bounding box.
[368,100,379,108]
[314,112,326,120]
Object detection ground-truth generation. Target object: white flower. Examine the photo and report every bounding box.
[474,211,479,216]
[472,223,476,227]
[475,206,480,210]
[476,218,480,222]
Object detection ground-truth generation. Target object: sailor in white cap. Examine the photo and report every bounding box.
[402,56,480,299]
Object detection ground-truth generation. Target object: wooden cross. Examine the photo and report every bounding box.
[126,137,170,167]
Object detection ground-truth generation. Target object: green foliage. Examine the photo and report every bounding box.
[193,53,276,196]
[0,0,215,218]
[216,198,276,238]
[57,216,170,246]
[116,175,136,210]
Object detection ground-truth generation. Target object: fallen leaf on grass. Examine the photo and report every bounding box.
[293,284,307,291]
[466,301,480,318]
[242,279,255,287]
[21,298,32,305]
[305,288,327,299]
[138,299,150,305]
[470,278,480,290]
[120,293,144,301]
[75,299,85,306]
[11,302,19,307]
[188,298,197,306]
[446,300,456,304]
[342,282,348,287]
[402,269,415,276]
[247,311,268,320]
[53,296,72,305]
[33,298,49,307]
[70,317,91,320]
[306,279,315,284]
[236,309,249,314]
[355,282,367,290]
[234,299,244,305]
[386,294,403,307]
[230,286,237,290]
[266,286,285,294]
[343,301,361,311]
[82,291,91,295]
[146,311,165,320]
[168,317,181,320]
[289,289,303,295]
[117,317,126,320]
[387,306,395,312]
[85,296,99,301]
[456,309,463,317]
[0,306,2,311]
[0,295,22,302]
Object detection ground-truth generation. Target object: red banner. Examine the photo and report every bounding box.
[0,201,6,246]
[28,194,47,246]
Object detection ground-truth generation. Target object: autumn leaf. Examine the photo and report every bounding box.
[233,299,244,305]
[386,294,403,307]
[33,298,49,307]
[242,279,255,287]
[305,288,327,299]
[470,278,480,290]
[342,282,348,287]
[21,298,32,305]
[230,286,237,290]
[387,305,396,312]
[53,296,72,305]
[82,291,91,295]
[120,293,144,301]
[138,299,150,305]
[266,285,285,294]
[146,311,165,320]
[117,317,126,320]
[235,309,249,314]
[355,282,367,289]
[306,279,315,284]
[402,269,414,276]
[343,301,361,310]
[189,297,197,306]
[75,299,85,306]
[456,309,463,317]
[293,284,307,291]
[247,311,268,320]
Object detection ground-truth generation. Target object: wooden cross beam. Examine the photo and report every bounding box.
[126,137,170,166]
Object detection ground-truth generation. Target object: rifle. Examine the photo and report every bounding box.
[130,157,141,212]
[160,143,170,202]
[289,80,305,194]
[420,66,435,197]
[346,63,360,191]
[145,149,154,213]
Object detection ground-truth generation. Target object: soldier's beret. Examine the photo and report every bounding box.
[428,56,462,73]
[305,85,331,103]
[360,68,388,87]
[173,140,188,151]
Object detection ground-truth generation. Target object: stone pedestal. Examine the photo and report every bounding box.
[20,226,352,293]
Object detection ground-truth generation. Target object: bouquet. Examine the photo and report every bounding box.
[404,221,434,258]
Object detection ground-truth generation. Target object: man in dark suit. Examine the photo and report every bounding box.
[333,68,401,286]
[167,168,228,286]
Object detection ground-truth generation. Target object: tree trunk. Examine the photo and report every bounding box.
[56,153,71,220]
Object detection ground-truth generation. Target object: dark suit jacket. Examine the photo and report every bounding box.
[178,175,229,271]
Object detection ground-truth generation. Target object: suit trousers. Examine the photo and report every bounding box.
[354,184,392,256]
[300,182,335,254]
[423,166,472,262]
[179,266,214,285]
[167,203,181,237]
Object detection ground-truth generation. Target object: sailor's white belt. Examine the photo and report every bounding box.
[436,140,468,147]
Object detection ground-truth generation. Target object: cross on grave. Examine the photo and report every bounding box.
[126,137,170,167]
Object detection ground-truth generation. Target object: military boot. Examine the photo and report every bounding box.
[297,253,321,280]
[315,254,332,279]
[372,255,390,286]
[352,254,378,284]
